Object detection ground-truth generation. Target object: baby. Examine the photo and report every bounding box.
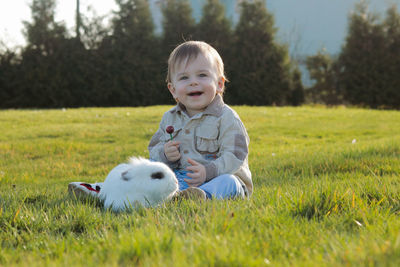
[148,41,252,199]
[68,41,252,201]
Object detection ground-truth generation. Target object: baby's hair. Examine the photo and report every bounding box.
[166,41,228,91]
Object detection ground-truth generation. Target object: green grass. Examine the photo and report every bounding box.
[1,106,399,266]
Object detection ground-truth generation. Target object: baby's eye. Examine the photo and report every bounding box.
[179,76,188,80]
[199,73,207,77]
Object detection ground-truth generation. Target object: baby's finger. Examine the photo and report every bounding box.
[185,179,201,187]
[170,141,180,147]
[186,172,199,179]
[186,165,198,172]
[167,146,179,153]
[187,158,200,166]
[170,156,180,162]
[166,145,178,153]
[184,178,197,186]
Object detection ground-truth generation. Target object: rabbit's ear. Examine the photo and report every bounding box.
[128,157,144,166]
[121,170,131,181]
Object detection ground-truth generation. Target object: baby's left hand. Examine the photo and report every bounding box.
[185,158,206,187]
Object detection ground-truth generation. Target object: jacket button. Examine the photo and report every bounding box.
[185,129,190,134]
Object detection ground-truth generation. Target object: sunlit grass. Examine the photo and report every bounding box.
[0,106,399,266]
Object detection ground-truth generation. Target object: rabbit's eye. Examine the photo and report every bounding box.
[151,172,164,179]
[121,171,130,181]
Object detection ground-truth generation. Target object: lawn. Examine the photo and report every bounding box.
[0,106,399,266]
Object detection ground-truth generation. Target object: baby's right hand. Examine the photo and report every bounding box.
[164,141,181,162]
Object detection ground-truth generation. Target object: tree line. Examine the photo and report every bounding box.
[0,0,399,109]
[306,2,400,109]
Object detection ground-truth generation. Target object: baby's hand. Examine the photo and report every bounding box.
[164,141,181,162]
[185,158,206,187]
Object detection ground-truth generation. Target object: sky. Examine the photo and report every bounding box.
[1,0,400,56]
[0,0,117,48]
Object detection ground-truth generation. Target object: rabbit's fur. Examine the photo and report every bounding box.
[99,157,178,211]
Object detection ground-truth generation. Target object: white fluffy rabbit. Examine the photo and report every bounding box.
[99,157,178,212]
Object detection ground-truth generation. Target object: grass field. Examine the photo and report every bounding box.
[0,106,399,266]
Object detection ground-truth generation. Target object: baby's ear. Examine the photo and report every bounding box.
[217,77,225,93]
[168,83,176,97]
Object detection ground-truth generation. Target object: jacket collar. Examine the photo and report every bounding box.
[170,94,224,117]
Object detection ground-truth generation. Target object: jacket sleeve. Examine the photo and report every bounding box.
[203,113,249,181]
[148,113,180,169]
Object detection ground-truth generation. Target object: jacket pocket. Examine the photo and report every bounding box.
[195,125,219,154]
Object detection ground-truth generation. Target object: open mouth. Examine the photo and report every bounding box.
[188,91,203,96]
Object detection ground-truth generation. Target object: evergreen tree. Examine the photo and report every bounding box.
[96,0,164,106]
[79,7,110,50]
[161,0,196,51]
[338,2,386,108]
[306,50,341,105]
[196,0,232,53]
[382,5,400,108]
[288,68,304,106]
[228,0,291,105]
[18,0,71,107]
[0,48,20,108]
[23,0,67,55]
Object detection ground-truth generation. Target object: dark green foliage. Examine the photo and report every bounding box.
[338,3,400,109]
[381,6,400,108]
[287,68,305,106]
[195,0,232,59]
[339,3,387,108]
[2,0,400,108]
[161,0,196,52]
[0,0,302,108]
[226,0,293,105]
[17,0,77,108]
[96,0,168,106]
[23,0,67,54]
[0,49,20,108]
[306,50,342,105]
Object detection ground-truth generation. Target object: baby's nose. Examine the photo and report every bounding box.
[189,78,198,86]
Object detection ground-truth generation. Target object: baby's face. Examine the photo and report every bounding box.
[168,54,224,117]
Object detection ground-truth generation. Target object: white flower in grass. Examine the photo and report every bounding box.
[126,112,130,116]
[271,153,276,157]
[354,220,363,227]
[352,139,357,144]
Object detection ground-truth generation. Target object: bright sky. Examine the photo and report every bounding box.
[0,0,117,48]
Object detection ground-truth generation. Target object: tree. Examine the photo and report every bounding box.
[95,0,165,106]
[0,45,21,108]
[306,50,341,105]
[17,0,72,107]
[196,0,232,54]
[161,0,196,51]
[288,67,305,106]
[338,2,387,108]
[79,6,110,50]
[382,5,400,108]
[23,0,67,55]
[227,0,292,105]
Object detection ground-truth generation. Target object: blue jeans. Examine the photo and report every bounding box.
[174,169,245,199]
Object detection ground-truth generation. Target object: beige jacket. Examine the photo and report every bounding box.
[148,95,253,195]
